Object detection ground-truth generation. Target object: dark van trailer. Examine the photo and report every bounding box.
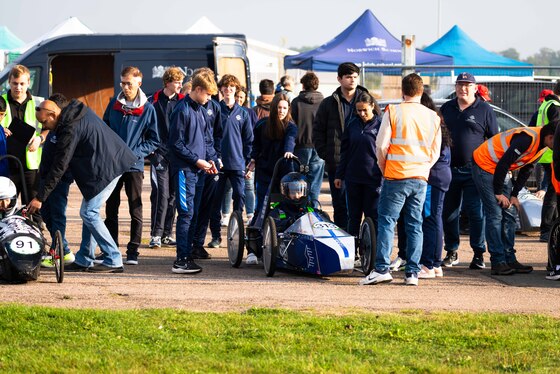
[0,34,250,117]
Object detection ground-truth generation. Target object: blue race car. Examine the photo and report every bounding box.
[226,157,376,277]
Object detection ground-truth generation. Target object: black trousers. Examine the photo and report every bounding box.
[105,171,144,255]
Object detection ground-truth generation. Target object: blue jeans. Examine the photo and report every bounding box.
[420,185,446,269]
[41,180,71,255]
[375,179,427,274]
[472,164,518,266]
[244,171,255,215]
[75,176,122,267]
[442,165,486,254]
[294,148,325,209]
[221,179,233,214]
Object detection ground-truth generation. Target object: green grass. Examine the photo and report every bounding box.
[0,305,559,373]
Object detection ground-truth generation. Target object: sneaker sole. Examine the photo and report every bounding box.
[87,267,124,273]
[172,267,202,274]
[469,263,486,269]
[360,276,393,285]
[149,245,161,248]
[546,274,560,280]
[125,260,139,265]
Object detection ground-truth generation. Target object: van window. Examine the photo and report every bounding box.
[0,67,41,97]
[216,57,247,88]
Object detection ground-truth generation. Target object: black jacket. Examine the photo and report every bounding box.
[312,85,368,167]
[37,100,137,202]
[291,90,324,148]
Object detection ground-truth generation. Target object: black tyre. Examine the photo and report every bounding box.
[262,216,279,277]
[227,211,245,268]
[548,218,560,272]
[53,230,64,283]
[359,217,376,274]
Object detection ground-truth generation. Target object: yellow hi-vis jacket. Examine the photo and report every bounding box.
[0,93,44,170]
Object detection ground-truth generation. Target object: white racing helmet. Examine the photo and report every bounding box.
[0,177,17,217]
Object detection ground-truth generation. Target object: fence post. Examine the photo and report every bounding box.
[402,35,416,77]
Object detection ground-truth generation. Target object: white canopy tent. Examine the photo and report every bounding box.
[12,16,94,55]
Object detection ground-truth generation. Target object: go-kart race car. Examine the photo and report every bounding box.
[0,155,64,284]
[226,157,376,277]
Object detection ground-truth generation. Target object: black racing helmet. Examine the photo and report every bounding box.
[280,172,308,203]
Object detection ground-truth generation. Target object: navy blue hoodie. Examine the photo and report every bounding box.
[219,101,253,171]
[335,115,382,185]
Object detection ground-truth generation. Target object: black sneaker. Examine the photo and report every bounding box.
[507,261,533,274]
[125,253,139,265]
[546,269,560,281]
[539,232,549,243]
[490,263,515,275]
[87,264,124,273]
[442,251,459,267]
[93,253,105,264]
[191,246,211,260]
[64,262,89,272]
[469,254,486,269]
[161,236,177,246]
[172,258,202,274]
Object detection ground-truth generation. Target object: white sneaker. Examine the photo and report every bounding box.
[405,273,419,286]
[245,214,254,226]
[389,256,406,272]
[434,266,444,278]
[418,265,436,279]
[359,270,393,285]
[220,213,231,227]
[246,253,258,265]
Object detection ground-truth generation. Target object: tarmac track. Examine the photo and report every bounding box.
[1,169,559,316]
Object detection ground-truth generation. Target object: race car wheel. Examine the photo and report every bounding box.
[227,211,245,268]
[548,218,560,271]
[359,217,376,274]
[53,230,64,283]
[262,216,279,277]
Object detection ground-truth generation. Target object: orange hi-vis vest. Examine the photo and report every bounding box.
[551,162,560,194]
[473,127,546,174]
[384,103,441,180]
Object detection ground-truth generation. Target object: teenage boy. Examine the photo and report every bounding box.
[168,72,219,274]
[148,67,185,248]
[208,74,253,251]
[0,64,48,204]
[313,62,369,230]
[103,66,159,265]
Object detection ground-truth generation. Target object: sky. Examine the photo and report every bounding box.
[1,0,558,59]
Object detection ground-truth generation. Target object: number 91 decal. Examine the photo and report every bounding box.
[9,236,41,255]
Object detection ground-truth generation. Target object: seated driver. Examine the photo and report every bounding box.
[269,172,311,232]
[0,177,18,219]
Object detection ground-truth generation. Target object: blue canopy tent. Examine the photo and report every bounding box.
[0,26,24,49]
[424,25,532,77]
[284,10,453,72]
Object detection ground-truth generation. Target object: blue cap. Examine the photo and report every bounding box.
[456,72,476,84]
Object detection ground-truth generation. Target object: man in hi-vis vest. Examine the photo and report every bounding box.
[472,124,556,276]
[361,73,441,287]
[0,64,47,204]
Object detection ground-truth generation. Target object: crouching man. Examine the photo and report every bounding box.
[472,123,557,275]
[27,94,137,273]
